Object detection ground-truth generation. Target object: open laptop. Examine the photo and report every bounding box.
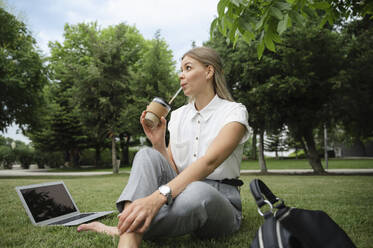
[15,181,114,226]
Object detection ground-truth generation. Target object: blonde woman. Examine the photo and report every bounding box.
[78,47,250,247]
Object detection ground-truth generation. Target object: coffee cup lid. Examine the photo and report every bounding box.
[152,97,171,111]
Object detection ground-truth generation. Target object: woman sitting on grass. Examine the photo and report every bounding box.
[77,46,250,248]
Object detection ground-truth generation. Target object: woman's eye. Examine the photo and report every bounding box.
[186,66,191,70]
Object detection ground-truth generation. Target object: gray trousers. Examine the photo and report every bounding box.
[116,147,242,240]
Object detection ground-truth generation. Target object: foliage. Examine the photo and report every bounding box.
[0,135,36,169]
[334,18,373,141]
[32,23,178,170]
[0,8,47,131]
[207,22,345,173]
[211,0,373,58]
[0,145,14,169]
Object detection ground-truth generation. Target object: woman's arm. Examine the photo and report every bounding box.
[139,111,179,173]
[117,121,246,234]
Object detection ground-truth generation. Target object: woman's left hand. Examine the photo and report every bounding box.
[117,191,166,235]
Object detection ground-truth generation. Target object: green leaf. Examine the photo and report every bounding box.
[256,14,266,30]
[230,0,242,7]
[210,18,218,38]
[242,31,255,44]
[257,40,265,59]
[264,32,276,52]
[218,0,229,16]
[289,10,305,26]
[274,1,291,11]
[257,31,265,59]
[270,6,283,20]
[232,32,239,47]
[277,14,288,34]
[302,5,316,17]
[312,2,330,10]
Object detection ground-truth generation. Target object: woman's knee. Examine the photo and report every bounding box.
[176,182,220,212]
[132,147,161,168]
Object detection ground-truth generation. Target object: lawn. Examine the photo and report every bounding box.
[241,158,373,170]
[1,174,372,248]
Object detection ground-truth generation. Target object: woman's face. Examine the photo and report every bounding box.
[179,55,212,97]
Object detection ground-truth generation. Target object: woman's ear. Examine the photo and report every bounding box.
[206,65,214,80]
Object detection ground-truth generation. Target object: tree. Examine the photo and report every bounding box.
[119,30,179,165]
[0,8,47,131]
[263,25,344,173]
[211,0,373,58]
[49,22,146,173]
[207,22,344,173]
[334,18,373,149]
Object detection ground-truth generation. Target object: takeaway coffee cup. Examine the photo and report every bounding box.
[144,97,171,129]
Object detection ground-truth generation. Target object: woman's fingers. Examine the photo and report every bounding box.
[137,216,152,234]
[127,213,146,233]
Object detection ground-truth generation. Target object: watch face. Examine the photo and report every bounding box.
[159,185,170,195]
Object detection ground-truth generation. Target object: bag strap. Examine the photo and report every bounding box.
[250,179,279,208]
[250,179,287,219]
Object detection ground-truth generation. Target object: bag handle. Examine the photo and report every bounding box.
[250,179,286,217]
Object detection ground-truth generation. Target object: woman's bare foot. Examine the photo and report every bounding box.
[77,221,119,237]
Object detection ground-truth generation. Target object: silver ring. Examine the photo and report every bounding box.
[257,200,273,216]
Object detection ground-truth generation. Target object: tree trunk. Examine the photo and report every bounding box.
[71,148,80,168]
[112,135,119,174]
[258,130,267,173]
[94,146,101,168]
[120,133,130,166]
[64,150,70,168]
[252,129,257,160]
[295,146,298,160]
[355,138,367,156]
[303,130,325,174]
[299,138,309,157]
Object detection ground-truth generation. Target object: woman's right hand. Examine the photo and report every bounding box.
[140,111,167,150]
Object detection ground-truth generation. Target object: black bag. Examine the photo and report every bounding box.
[249,179,356,248]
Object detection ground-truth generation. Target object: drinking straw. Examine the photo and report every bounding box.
[168,87,182,105]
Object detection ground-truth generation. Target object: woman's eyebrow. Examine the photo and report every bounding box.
[182,62,192,67]
[180,62,192,71]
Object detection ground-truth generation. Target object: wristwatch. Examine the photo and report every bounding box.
[158,185,173,205]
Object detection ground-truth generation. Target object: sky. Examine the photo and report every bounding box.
[1,0,219,143]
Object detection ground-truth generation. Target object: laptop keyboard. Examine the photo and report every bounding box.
[49,213,95,225]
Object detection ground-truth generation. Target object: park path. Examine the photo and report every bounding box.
[1,168,373,177]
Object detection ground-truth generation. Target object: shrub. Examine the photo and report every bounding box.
[17,146,34,169]
[33,150,64,168]
[0,146,15,169]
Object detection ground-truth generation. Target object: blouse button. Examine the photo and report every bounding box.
[193,154,196,157]
[196,137,198,140]
[197,120,200,124]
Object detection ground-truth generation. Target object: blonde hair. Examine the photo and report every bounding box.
[182,47,233,102]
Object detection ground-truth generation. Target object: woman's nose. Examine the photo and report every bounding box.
[178,72,184,79]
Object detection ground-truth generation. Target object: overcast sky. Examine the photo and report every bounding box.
[2,0,219,143]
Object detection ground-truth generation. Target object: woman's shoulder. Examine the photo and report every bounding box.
[219,98,247,113]
[171,103,190,116]
[169,103,192,122]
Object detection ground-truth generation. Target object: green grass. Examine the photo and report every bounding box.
[47,167,131,173]
[241,158,373,170]
[40,158,373,173]
[1,174,372,247]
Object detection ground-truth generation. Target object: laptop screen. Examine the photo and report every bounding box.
[20,183,77,223]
